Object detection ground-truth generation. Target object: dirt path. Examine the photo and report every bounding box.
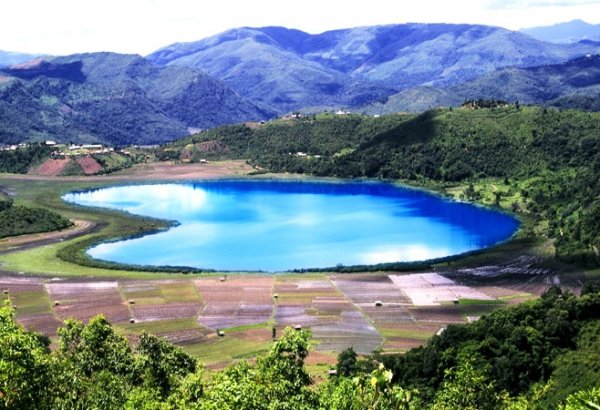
[0,219,102,255]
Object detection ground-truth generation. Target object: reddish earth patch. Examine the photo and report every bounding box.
[76,156,103,175]
[408,306,465,324]
[0,276,45,292]
[30,159,70,176]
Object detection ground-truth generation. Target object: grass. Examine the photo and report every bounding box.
[117,317,201,335]
[160,282,202,303]
[380,327,436,340]
[0,243,192,279]
[458,298,505,305]
[499,293,534,301]
[183,336,270,366]
[11,290,52,316]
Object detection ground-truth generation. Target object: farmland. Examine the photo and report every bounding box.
[0,266,554,367]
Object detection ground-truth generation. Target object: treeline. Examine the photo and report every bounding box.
[0,143,52,173]
[164,107,600,266]
[1,288,599,409]
[0,198,72,238]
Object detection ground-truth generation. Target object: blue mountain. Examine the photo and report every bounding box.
[148,24,600,111]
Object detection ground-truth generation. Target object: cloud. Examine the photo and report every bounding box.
[486,0,600,9]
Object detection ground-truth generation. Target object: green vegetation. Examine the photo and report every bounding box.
[372,287,600,408]
[1,288,599,409]
[0,143,52,173]
[0,200,72,239]
[167,106,600,267]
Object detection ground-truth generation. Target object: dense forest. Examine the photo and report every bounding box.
[167,106,600,267]
[1,287,599,409]
[0,196,72,239]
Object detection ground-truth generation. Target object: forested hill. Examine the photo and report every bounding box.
[166,106,600,266]
[366,54,600,113]
[0,53,272,145]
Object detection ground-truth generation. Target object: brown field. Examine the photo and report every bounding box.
[5,160,256,183]
[29,159,69,176]
[76,156,103,175]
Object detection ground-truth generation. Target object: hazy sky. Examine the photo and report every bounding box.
[2,0,600,56]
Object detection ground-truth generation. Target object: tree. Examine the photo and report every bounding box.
[0,303,53,409]
[134,332,197,398]
[336,347,358,377]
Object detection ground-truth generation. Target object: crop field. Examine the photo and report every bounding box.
[0,268,556,366]
[46,281,131,323]
[195,276,274,330]
[274,275,382,353]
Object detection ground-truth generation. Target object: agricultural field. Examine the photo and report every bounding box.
[0,266,552,367]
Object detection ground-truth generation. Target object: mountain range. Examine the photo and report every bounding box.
[148,24,600,111]
[521,19,600,44]
[365,54,600,113]
[0,53,271,145]
[2,21,600,145]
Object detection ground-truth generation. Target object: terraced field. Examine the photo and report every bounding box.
[1,262,555,365]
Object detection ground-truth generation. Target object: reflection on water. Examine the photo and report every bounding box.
[63,180,519,272]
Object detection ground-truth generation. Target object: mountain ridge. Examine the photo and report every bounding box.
[0,52,272,145]
[147,23,600,111]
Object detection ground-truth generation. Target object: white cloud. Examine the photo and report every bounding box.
[1,0,599,55]
[486,0,600,8]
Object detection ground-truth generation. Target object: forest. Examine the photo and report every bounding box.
[1,287,599,409]
[0,196,72,239]
[167,106,600,267]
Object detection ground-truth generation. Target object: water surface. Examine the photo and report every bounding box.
[63,180,519,271]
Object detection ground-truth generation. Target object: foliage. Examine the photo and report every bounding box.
[0,53,270,146]
[372,287,600,408]
[0,143,52,173]
[0,204,72,238]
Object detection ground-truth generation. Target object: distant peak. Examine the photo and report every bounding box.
[9,57,46,69]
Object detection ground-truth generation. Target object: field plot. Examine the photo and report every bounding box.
[184,327,273,368]
[389,273,493,306]
[275,276,382,354]
[46,281,130,323]
[0,276,62,335]
[121,280,202,322]
[195,276,274,330]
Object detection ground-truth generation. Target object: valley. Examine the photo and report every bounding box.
[1,14,600,408]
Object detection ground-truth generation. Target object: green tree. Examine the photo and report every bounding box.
[0,304,53,409]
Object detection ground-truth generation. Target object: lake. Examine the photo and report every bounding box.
[63,180,519,272]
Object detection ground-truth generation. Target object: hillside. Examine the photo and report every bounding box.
[367,55,600,113]
[0,53,272,145]
[166,107,600,267]
[521,19,600,43]
[0,50,41,68]
[148,24,600,111]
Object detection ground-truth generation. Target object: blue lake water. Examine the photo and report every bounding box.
[62,180,519,272]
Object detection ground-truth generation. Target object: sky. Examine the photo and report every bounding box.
[2,0,600,56]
